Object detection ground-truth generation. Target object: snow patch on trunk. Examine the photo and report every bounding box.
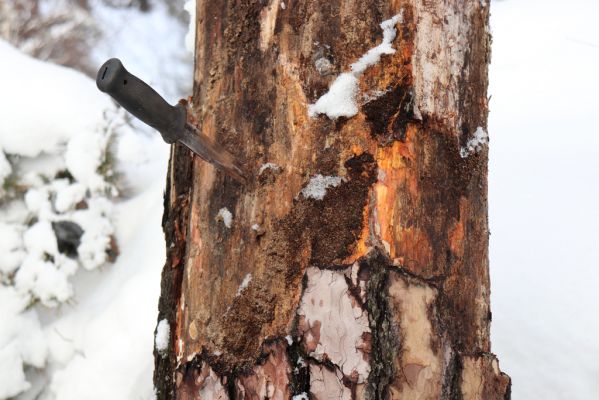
[300,174,343,200]
[258,162,281,175]
[236,274,252,296]
[308,14,403,119]
[216,207,233,228]
[155,319,170,355]
[460,126,488,158]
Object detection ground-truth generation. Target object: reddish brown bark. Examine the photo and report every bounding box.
[154,1,510,399]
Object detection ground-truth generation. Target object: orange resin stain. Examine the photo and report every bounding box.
[371,125,439,273]
[341,201,371,264]
[373,136,416,261]
[393,226,433,271]
[448,198,468,257]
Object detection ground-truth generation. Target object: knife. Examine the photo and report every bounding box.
[96,58,246,183]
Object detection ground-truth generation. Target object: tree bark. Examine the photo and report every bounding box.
[154,1,510,399]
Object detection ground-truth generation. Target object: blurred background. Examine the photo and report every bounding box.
[0,0,597,399]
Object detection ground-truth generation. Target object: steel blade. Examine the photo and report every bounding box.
[178,124,246,183]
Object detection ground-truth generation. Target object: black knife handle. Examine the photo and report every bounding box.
[96,58,185,143]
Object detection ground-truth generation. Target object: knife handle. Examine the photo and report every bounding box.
[96,58,185,143]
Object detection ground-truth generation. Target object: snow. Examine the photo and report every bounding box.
[258,162,281,175]
[0,1,185,398]
[349,14,403,74]
[308,73,359,119]
[155,319,170,354]
[308,14,402,119]
[0,41,111,158]
[0,151,11,190]
[15,220,78,307]
[292,393,308,400]
[236,274,252,296]
[460,126,488,158]
[217,207,233,228]
[64,124,113,194]
[46,179,167,400]
[184,1,196,54]
[0,287,47,399]
[300,174,343,200]
[0,223,25,275]
[72,197,115,271]
[54,182,86,213]
[489,1,599,398]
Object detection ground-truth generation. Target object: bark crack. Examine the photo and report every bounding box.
[362,250,397,400]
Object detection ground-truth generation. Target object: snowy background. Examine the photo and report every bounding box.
[0,0,597,399]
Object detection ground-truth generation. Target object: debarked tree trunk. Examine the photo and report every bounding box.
[154,0,510,399]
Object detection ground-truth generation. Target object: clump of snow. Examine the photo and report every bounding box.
[216,207,233,228]
[0,286,47,399]
[259,162,281,175]
[251,223,261,231]
[72,197,115,271]
[308,73,359,119]
[0,41,111,158]
[236,274,252,296]
[54,182,86,213]
[0,151,11,193]
[65,125,115,195]
[155,319,170,355]
[280,2,286,10]
[0,39,123,305]
[308,13,403,119]
[292,393,309,400]
[184,1,196,54]
[0,223,25,275]
[300,174,343,200]
[350,14,404,74]
[460,126,489,158]
[314,57,333,76]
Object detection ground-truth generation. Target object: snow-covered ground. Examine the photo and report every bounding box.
[0,0,597,399]
[489,0,599,398]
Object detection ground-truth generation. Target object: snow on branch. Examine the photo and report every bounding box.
[308,13,403,119]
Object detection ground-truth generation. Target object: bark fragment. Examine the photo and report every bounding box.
[296,267,371,383]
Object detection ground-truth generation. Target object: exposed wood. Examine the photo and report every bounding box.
[154,0,510,399]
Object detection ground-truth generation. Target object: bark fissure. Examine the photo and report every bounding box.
[362,252,397,400]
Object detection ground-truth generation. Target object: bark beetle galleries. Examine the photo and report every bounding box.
[154,1,510,399]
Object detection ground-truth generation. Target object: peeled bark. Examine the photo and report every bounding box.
[154,0,510,399]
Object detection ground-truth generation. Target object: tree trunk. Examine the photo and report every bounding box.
[154,1,510,399]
